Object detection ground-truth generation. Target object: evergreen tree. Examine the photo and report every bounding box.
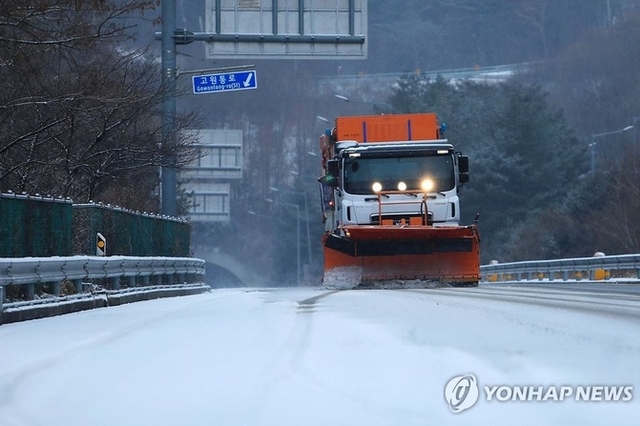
[386,75,586,261]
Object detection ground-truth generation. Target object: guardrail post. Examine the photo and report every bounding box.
[177,273,185,283]
[154,274,163,286]
[51,281,61,296]
[141,275,150,286]
[26,283,35,300]
[74,279,83,294]
[128,276,136,287]
[0,286,4,325]
[111,276,120,290]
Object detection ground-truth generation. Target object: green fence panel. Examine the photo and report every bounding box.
[0,195,189,258]
[72,204,190,257]
[0,193,73,257]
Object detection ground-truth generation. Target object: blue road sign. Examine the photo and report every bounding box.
[192,70,257,94]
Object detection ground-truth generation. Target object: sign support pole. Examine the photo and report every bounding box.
[161,0,177,216]
[157,1,366,217]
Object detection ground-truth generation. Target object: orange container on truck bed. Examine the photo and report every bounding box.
[335,113,440,143]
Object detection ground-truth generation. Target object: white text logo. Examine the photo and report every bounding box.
[484,385,633,402]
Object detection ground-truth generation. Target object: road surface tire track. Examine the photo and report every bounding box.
[245,290,341,422]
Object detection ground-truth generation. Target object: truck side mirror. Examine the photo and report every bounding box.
[318,159,340,188]
[458,155,469,173]
[458,155,470,184]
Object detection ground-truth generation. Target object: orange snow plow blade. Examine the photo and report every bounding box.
[322,225,480,289]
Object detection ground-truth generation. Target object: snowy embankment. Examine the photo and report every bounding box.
[1,283,210,324]
[0,284,639,425]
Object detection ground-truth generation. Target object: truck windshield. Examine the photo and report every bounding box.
[343,154,455,195]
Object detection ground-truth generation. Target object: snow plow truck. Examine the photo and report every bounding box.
[317,113,480,289]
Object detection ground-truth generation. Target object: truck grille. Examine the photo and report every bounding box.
[369,213,432,225]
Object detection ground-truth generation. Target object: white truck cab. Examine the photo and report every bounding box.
[324,140,469,232]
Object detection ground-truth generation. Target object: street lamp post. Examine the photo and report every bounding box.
[283,202,301,285]
[250,202,301,285]
[264,199,301,285]
[590,125,634,173]
[333,94,393,112]
[269,187,311,265]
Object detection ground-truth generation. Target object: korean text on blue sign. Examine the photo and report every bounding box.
[192,70,257,95]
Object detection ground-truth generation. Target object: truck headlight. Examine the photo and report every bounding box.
[397,181,407,191]
[372,182,382,192]
[421,178,434,192]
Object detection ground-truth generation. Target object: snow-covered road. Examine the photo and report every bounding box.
[1,284,639,425]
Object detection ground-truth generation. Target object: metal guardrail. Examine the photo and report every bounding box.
[480,254,640,282]
[319,63,533,84]
[0,256,206,311]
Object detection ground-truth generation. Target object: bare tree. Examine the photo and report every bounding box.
[588,148,640,253]
[514,0,550,59]
[543,11,640,138]
[0,0,198,211]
